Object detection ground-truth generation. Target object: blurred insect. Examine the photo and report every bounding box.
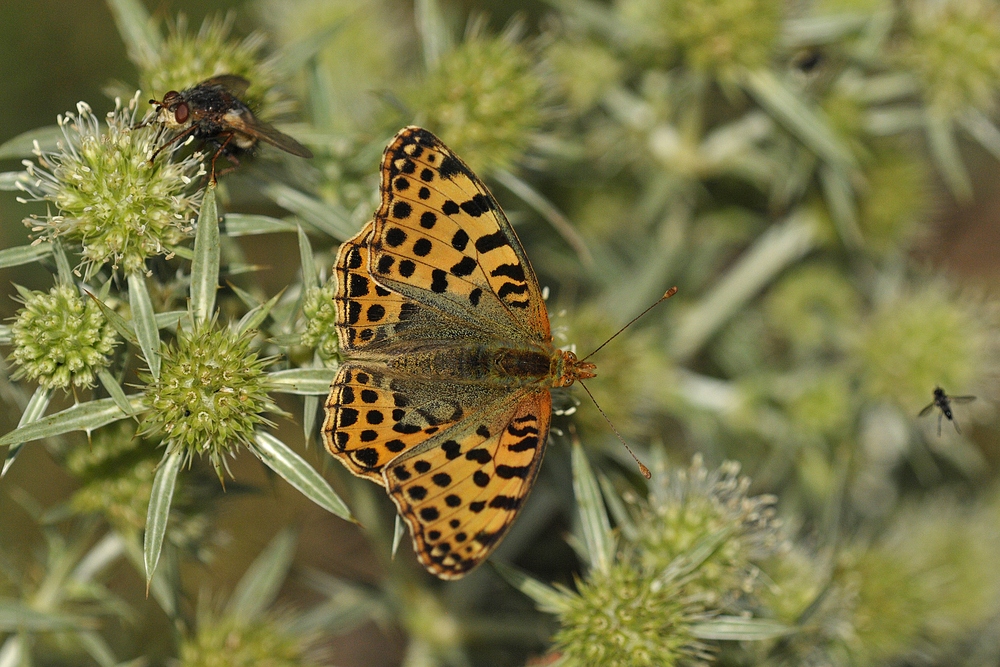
[791,48,823,74]
[919,386,976,436]
[147,74,312,181]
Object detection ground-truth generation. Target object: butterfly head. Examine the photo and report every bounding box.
[553,349,596,388]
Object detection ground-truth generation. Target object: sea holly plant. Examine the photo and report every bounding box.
[496,444,793,666]
[0,180,352,592]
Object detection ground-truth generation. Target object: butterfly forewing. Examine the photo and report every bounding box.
[370,127,550,342]
[385,389,552,579]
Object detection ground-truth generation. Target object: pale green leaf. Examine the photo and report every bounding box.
[0,125,63,160]
[104,0,160,68]
[690,616,795,640]
[0,395,141,449]
[268,368,337,395]
[191,186,220,324]
[222,214,298,236]
[491,561,572,614]
[298,225,319,290]
[572,441,614,575]
[144,448,184,587]
[0,244,52,269]
[128,272,161,379]
[226,528,298,622]
[253,431,353,521]
[97,368,135,418]
[263,183,357,240]
[2,386,53,477]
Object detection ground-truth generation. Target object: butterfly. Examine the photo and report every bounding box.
[321,126,596,579]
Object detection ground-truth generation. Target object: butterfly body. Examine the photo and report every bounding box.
[323,127,593,578]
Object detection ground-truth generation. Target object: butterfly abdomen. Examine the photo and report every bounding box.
[384,344,553,385]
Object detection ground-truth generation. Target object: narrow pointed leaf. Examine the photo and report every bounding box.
[571,441,614,575]
[391,515,406,560]
[222,214,298,236]
[226,528,298,622]
[104,0,160,68]
[144,448,184,586]
[672,210,818,361]
[302,393,318,444]
[0,395,142,449]
[491,561,572,614]
[76,629,118,667]
[237,289,284,335]
[0,125,63,160]
[0,244,53,269]
[818,164,863,248]
[494,170,592,266]
[253,431,353,521]
[415,0,452,68]
[53,241,74,285]
[87,291,137,345]
[98,368,135,417]
[743,68,857,171]
[263,183,357,240]
[1,386,52,477]
[191,186,220,324]
[128,272,160,379]
[298,225,319,290]
[925,112,972,200]
[959,109,1000,162]
[268,368,338,394]
[154,310,186,330]
[597,473,638,542]
[690,616,795,640]
[0,602,93,631]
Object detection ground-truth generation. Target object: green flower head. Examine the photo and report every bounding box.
[9,283,118,390]
[411,26,548,174]
[17,95,203,277]
[554,562,711,667]
[140,14,285,118]
[899,0,1000,117]
[139,319,279,480]
[300,279,339,362]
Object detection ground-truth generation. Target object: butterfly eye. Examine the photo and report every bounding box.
[174,102,189,124]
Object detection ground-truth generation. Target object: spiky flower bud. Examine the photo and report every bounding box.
[899,0,1000,117]
[67,422,155,533]
[619,0,782,75]
[179,614,321,667]
[553,562,712,667]
[638,456,783,605]
[17,95,203,277]
[139,320,278,480]
[300,279,339,362]
[8,283,118,390]
[855,283,1000,411]
[140,14,285,118]
[410,27,546,174]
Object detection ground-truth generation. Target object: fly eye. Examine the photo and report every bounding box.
[174,102,189,124]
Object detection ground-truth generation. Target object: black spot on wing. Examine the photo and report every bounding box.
[438,155,470,179]
[475,231,508,253]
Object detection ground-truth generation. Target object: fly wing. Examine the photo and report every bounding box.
[221,107,313,158]
[950,395,977,404]
[199,74,252,98]
[918,402,935,417]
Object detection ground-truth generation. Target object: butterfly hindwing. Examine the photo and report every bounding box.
[370,127,550,342]
[384,389,552,579]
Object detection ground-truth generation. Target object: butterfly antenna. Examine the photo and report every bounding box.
[579,380,651,479]
[581,287,678,362]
